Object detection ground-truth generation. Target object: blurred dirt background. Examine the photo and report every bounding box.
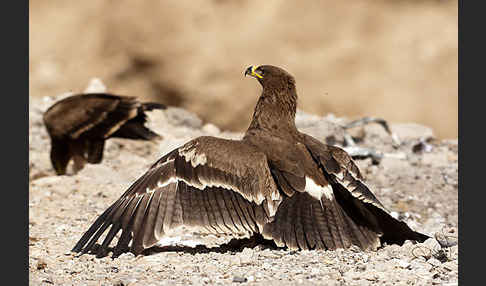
[29,0,458,139]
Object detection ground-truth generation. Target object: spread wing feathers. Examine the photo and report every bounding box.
[72,136,279,257]
[301,134,429,245]
[43,93,141,140]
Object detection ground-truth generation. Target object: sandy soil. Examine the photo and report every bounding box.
[29,93,457,285]
[29,0,458,139]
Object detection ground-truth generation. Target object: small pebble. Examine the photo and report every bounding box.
[398,260,411,269]
[428,258,442,268]
[233,276,247,283]
[36,259,47,270]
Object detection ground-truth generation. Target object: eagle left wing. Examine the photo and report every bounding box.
[301,133,429,245]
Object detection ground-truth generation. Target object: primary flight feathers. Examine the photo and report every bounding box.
[43,93,166,175]
[72,65,428,257]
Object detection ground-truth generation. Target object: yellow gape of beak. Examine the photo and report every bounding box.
[245,66,263,79]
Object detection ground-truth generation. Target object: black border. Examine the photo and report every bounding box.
[457,0,462,283]
[459,0,479,284]
[5,0,28,284]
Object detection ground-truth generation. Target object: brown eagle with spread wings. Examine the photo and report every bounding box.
[72,65,428,257]
[43,93,165,175]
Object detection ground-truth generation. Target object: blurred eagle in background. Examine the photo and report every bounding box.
[43,93,165,175]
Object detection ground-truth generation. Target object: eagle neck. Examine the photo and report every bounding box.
[246,85,298,137]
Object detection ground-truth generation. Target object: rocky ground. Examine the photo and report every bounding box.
[29,94,458,285]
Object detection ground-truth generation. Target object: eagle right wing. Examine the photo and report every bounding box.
[72,136,281,257]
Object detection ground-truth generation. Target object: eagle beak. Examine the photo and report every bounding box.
[244,66,263,79]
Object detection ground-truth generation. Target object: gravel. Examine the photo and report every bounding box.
[29,94,458,285]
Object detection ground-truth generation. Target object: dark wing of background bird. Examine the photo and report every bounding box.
[43,93,165,174]
[43,93,138,140]
[72,136,281,257]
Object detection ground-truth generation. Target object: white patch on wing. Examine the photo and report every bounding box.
[190,153,207,167]
[156,176,178,188]
[305,177,334,201]
[271,190,281,201]
[265,199,281,218]
[145,177,178,193]
[334,170,345,181]
[197,177,235,192]
[178,143,208,167]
